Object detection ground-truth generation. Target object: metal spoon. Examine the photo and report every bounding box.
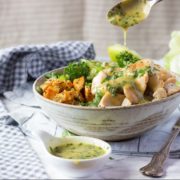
[107,0,163,29]
[140,117,180,177]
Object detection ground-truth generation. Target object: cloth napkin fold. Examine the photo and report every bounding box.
[0,100,49,179]
[0,41,95,94]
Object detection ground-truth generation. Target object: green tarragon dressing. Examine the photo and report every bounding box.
[50,143,106,159]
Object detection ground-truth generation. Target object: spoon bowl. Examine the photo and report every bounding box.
[107,0,163,29]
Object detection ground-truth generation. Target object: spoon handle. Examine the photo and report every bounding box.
[140,127,180,177]
[148,0,163,6]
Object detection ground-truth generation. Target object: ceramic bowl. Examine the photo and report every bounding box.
[33,68,180,141]
[37,130,111,178]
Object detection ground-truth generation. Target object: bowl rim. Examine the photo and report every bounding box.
[46,136,112,162]
[33,67,180,111]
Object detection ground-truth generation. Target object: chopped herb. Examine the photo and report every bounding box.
[111,71,124,80]
[49,146,54,154]
[62,129,76,137]
[116,50,141,68]
[50,143,105,159]
[107,84,123,96]
[109,157,114,160]
[133,67,151,78]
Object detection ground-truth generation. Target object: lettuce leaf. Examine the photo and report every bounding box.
[163,31,180,76]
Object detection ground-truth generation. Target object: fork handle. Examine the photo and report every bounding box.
[151,127,180,167]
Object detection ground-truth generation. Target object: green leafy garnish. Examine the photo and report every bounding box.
[36,86,43,95]
[108,44,141,68]
[109,157,114,160]
[62,129,76,137]
[64,61,90,81]
[44,73,68,80]
[88,92,103,107]
[49,146,55,154]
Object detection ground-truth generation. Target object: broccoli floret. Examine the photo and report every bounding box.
[81,59,104,80]
[64,61,90,81]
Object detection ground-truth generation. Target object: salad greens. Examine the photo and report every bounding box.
[164,31,180,76]
[45,73,68,81]
[81,59,104,80]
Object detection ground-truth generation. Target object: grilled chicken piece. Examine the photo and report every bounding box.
[123,84,140,104]
[121,98,132,106]
[148,74,164,92]
[135,73,149,94]
[154,64,172,81]
[165,77,176,84]
[128,59,153,72]
[163,77,180,96]
[164,83,180,96]
[153,88,167,100]
[91,71,107,94]
[99,92,125,107]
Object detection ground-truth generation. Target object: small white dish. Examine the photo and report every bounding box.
[35,130,111,178]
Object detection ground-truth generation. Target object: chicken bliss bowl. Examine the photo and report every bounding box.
[33,45,180,140]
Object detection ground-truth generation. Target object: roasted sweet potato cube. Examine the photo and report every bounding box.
[63,90,77,103]
[85,86,94,102]
[73,76,85,92]
[54,89,78,104]
[66,81,74,89]
[77,92,85,102]
[43,86,59,100]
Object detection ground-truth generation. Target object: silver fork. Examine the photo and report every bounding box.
[140,116,180,177]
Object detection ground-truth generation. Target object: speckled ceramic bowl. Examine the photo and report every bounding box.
[33,68,180,141]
